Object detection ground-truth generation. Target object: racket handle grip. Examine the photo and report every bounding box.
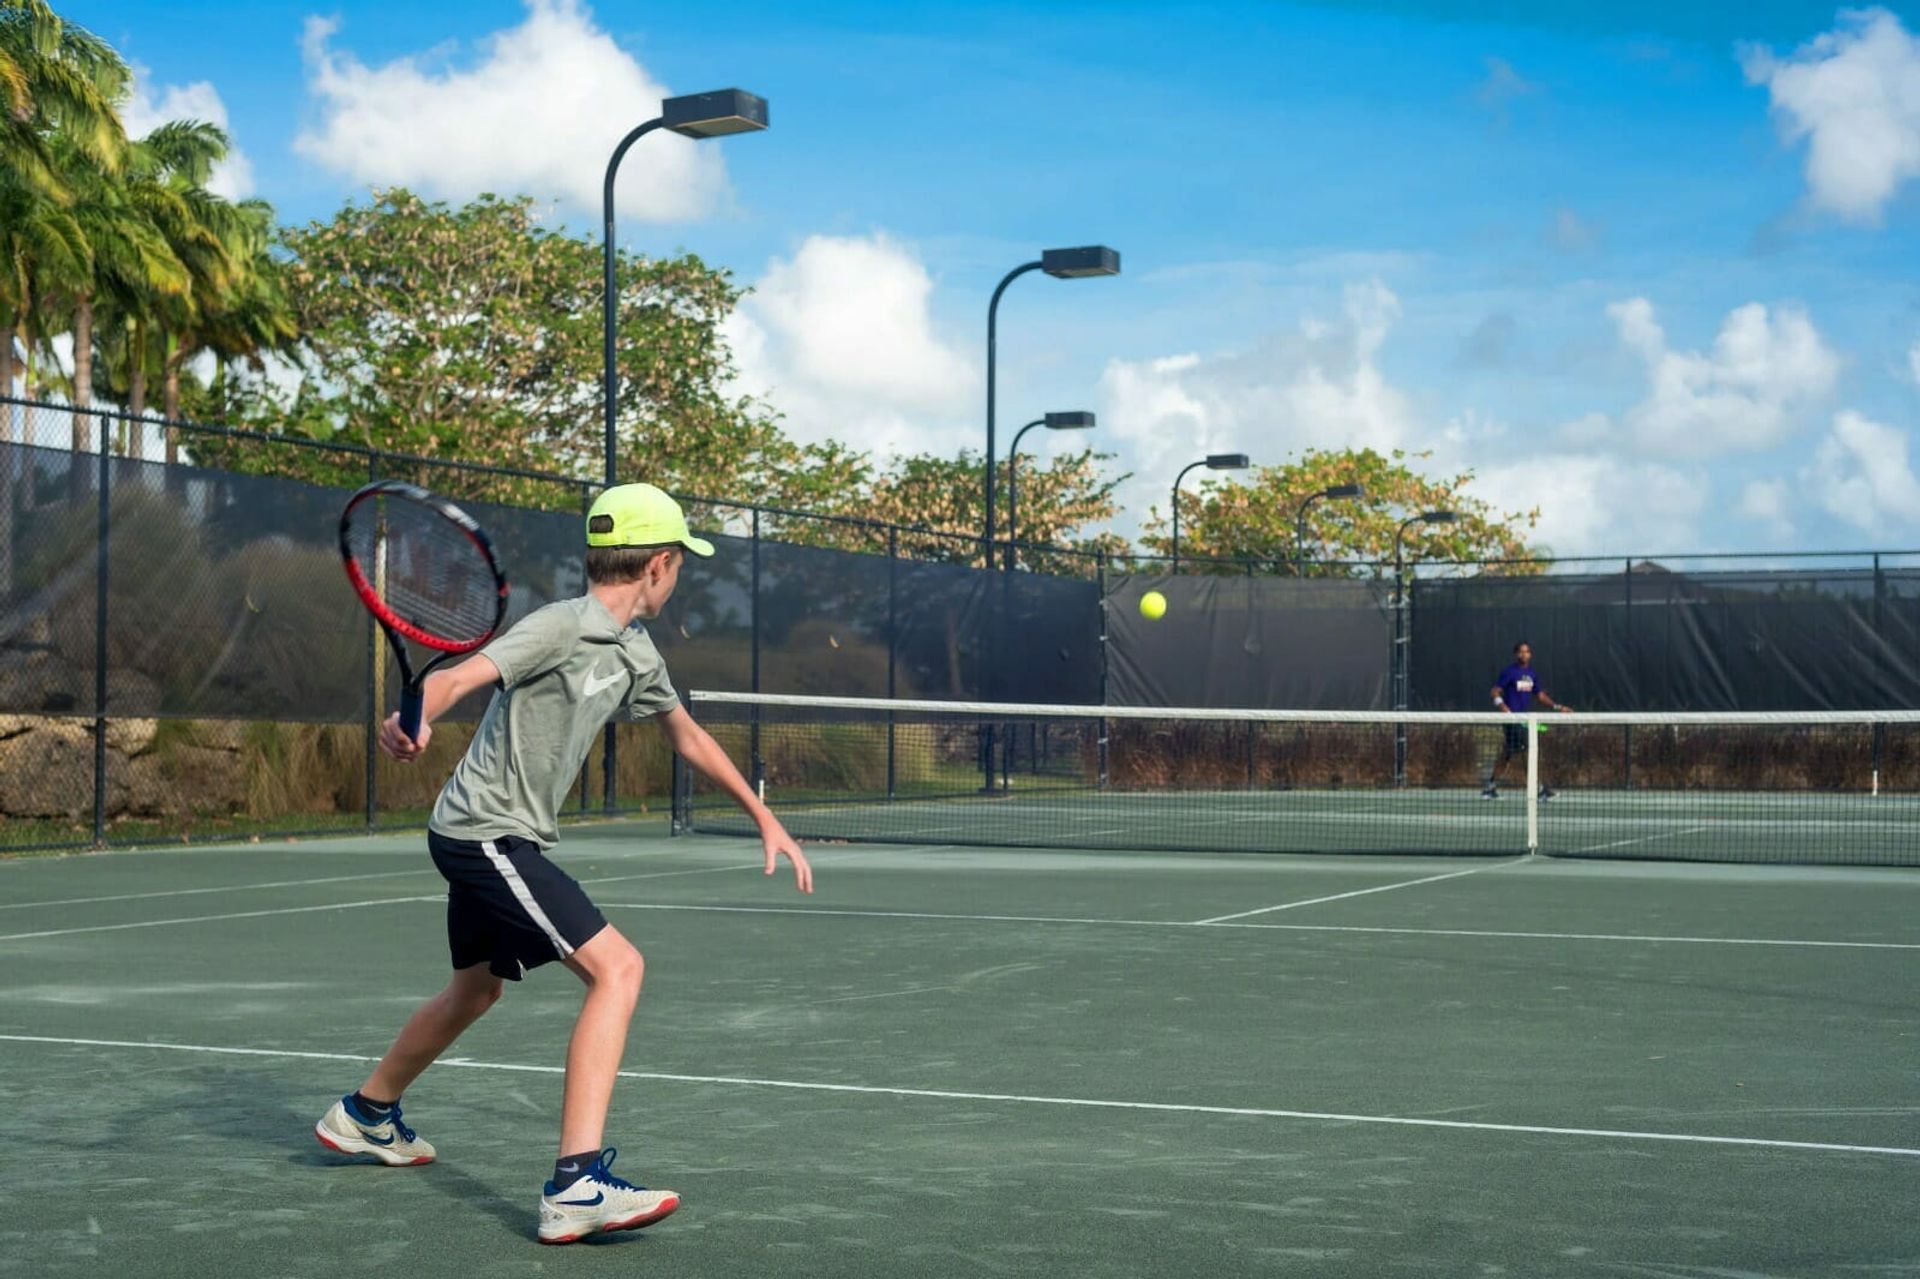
[399,687,425,745]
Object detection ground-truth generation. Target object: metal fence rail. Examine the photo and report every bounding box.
[7,393,1920,853]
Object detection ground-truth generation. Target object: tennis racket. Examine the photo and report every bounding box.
[338,480,509,743]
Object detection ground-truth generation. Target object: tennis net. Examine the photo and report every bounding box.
[673,692,1920,865]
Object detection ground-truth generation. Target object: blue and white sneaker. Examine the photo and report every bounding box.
[314,1095,436,1166]
[538,1148,679,1245]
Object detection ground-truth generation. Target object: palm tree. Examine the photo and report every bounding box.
[89,119,236,453]
[0,0,124,416]
[42,125,189,455]
[159,199,298,456]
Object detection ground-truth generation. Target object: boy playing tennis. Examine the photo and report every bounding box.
[313,484,812,1245]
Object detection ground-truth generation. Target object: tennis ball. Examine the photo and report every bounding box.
[1139,590,1167,620]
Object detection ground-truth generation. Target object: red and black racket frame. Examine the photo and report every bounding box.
[339,480,509,743]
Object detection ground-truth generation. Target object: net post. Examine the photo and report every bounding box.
[671,690,693,834]
[1525,715,1540,854]
[92,408,108,847]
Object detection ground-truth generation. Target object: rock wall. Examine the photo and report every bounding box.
[0,715,249,820]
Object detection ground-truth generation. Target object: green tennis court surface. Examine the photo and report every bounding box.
[2,821,1916,1276]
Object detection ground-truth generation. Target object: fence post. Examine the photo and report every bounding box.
[1097,549,1109,790]
[886,523,897,801]
[1245,557,1257,788]
[1873,553,1885,791]
[92,411,108,846]
[750,506,763,794]
[1391,561,1407,787]
[364,450,380,830]
[1622,558,1633,791]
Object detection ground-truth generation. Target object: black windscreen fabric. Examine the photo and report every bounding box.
[0,438,100,715]
[892,559,988,700]
[649,528,752,697]
[756,538,894,696]
[1412,566,1920,711]
[1107,573,1393,709]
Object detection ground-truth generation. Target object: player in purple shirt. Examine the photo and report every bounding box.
[1483,641,1573,800]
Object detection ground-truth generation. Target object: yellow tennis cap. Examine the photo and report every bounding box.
[586,483,716,558]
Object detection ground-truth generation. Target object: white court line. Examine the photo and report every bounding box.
[1,1033,1914,1159]
[1564,826,1712,857]
[0,868,436,912]
[1191,858,1527,925]
[592,901,1920,951]
[1232,922,1920,950]
[6,889,1914,952]
[0,896,440,942]
[579,861,765,887]
[0,853,867,942]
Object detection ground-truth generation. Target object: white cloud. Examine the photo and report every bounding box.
[1593,297,1839,457]
[1908,338,1920,386]
[1808,409,1920,531]
[1471,455,1706,555]
[1740,8,1920,223]
[724,233,975,457]
[1736,477,1795,540]
[1095,279,1416,521]
[294,0,728,220]
[122,67,253,198]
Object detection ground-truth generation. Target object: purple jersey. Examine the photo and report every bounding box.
[1496,663,1543,711]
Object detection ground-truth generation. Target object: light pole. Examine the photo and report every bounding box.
[1006,410,1095,571]
[603,89,768,485]
[985,246,1119,569]
[1170,453,1250,571]
[1293,483,1365,576]
[1392,509,1458,785]
[600,89,765,818]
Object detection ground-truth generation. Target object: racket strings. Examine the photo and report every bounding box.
[345,496,500,647]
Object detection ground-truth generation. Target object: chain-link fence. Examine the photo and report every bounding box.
[8,394,1919,853]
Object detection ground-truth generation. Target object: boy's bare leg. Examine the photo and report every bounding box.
[359,963,504,1101]
[558,924,645,1155]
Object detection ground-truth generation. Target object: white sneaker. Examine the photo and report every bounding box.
[538,1148,680,1245]
[314,1096,436,1167]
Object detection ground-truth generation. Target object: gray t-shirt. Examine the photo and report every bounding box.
[429,595,678,849]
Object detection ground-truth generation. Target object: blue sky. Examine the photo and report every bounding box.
[68,0,1920,557]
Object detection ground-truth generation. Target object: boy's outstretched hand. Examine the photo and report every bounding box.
[760,817,813,894]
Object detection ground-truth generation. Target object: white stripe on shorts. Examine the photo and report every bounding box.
[480,840,573,958]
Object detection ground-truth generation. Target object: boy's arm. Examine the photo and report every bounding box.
[655,705,814,894]
[379,654,501,761]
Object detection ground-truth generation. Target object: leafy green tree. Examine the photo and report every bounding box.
[764,446,1126,567]
[1142,447,1542,575]
[191,190,781,505]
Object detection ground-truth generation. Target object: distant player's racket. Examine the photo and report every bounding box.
[339,480,508,743]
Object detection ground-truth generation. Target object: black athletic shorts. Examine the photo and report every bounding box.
[1502,723,1529,754]
[427,830,608,980]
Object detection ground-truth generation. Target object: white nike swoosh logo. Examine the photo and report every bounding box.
[583,667,626,697]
